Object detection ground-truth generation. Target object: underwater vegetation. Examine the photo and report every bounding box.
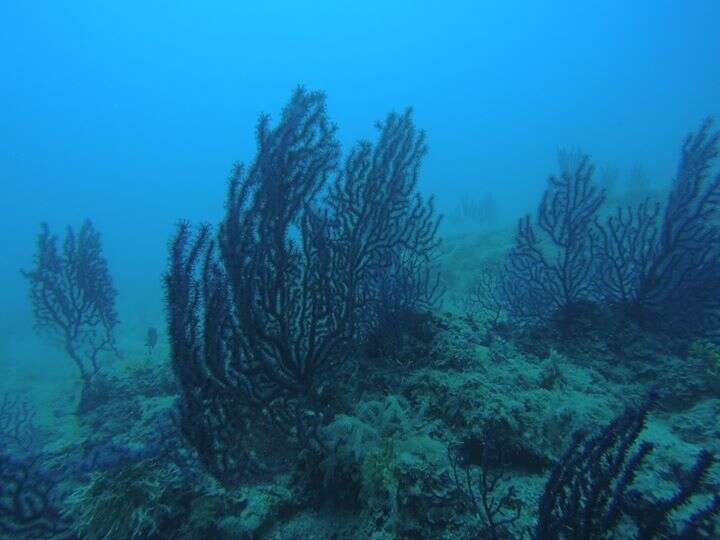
[6,88,720,538]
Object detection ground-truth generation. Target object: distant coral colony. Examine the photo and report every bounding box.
[6,88,720,538]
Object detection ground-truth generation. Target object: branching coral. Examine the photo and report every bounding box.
[22,220,118,413]
[596,118,720,335]
[502,118,720,339]
[164,88,442,485]
[503,154,605,328]
[450,439,522,540]
[534,397,719,539]
[0,392,42,454]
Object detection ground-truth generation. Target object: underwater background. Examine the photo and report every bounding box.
[1,1,720,538]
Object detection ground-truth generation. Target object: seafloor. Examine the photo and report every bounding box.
[4,226,720,539]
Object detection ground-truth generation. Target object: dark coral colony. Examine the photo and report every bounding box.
[4,88,720,539]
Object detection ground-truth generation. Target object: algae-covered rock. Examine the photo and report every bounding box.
[69,461,185,539]
[317,395,459,538]
[222,481,294,537]
[689,339,720,396]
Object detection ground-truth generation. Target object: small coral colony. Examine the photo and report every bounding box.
[3,88,720,538]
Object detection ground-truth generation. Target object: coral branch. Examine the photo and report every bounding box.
[22,220,118,413]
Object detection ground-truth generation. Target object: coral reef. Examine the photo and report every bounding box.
[11,92,720,539]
